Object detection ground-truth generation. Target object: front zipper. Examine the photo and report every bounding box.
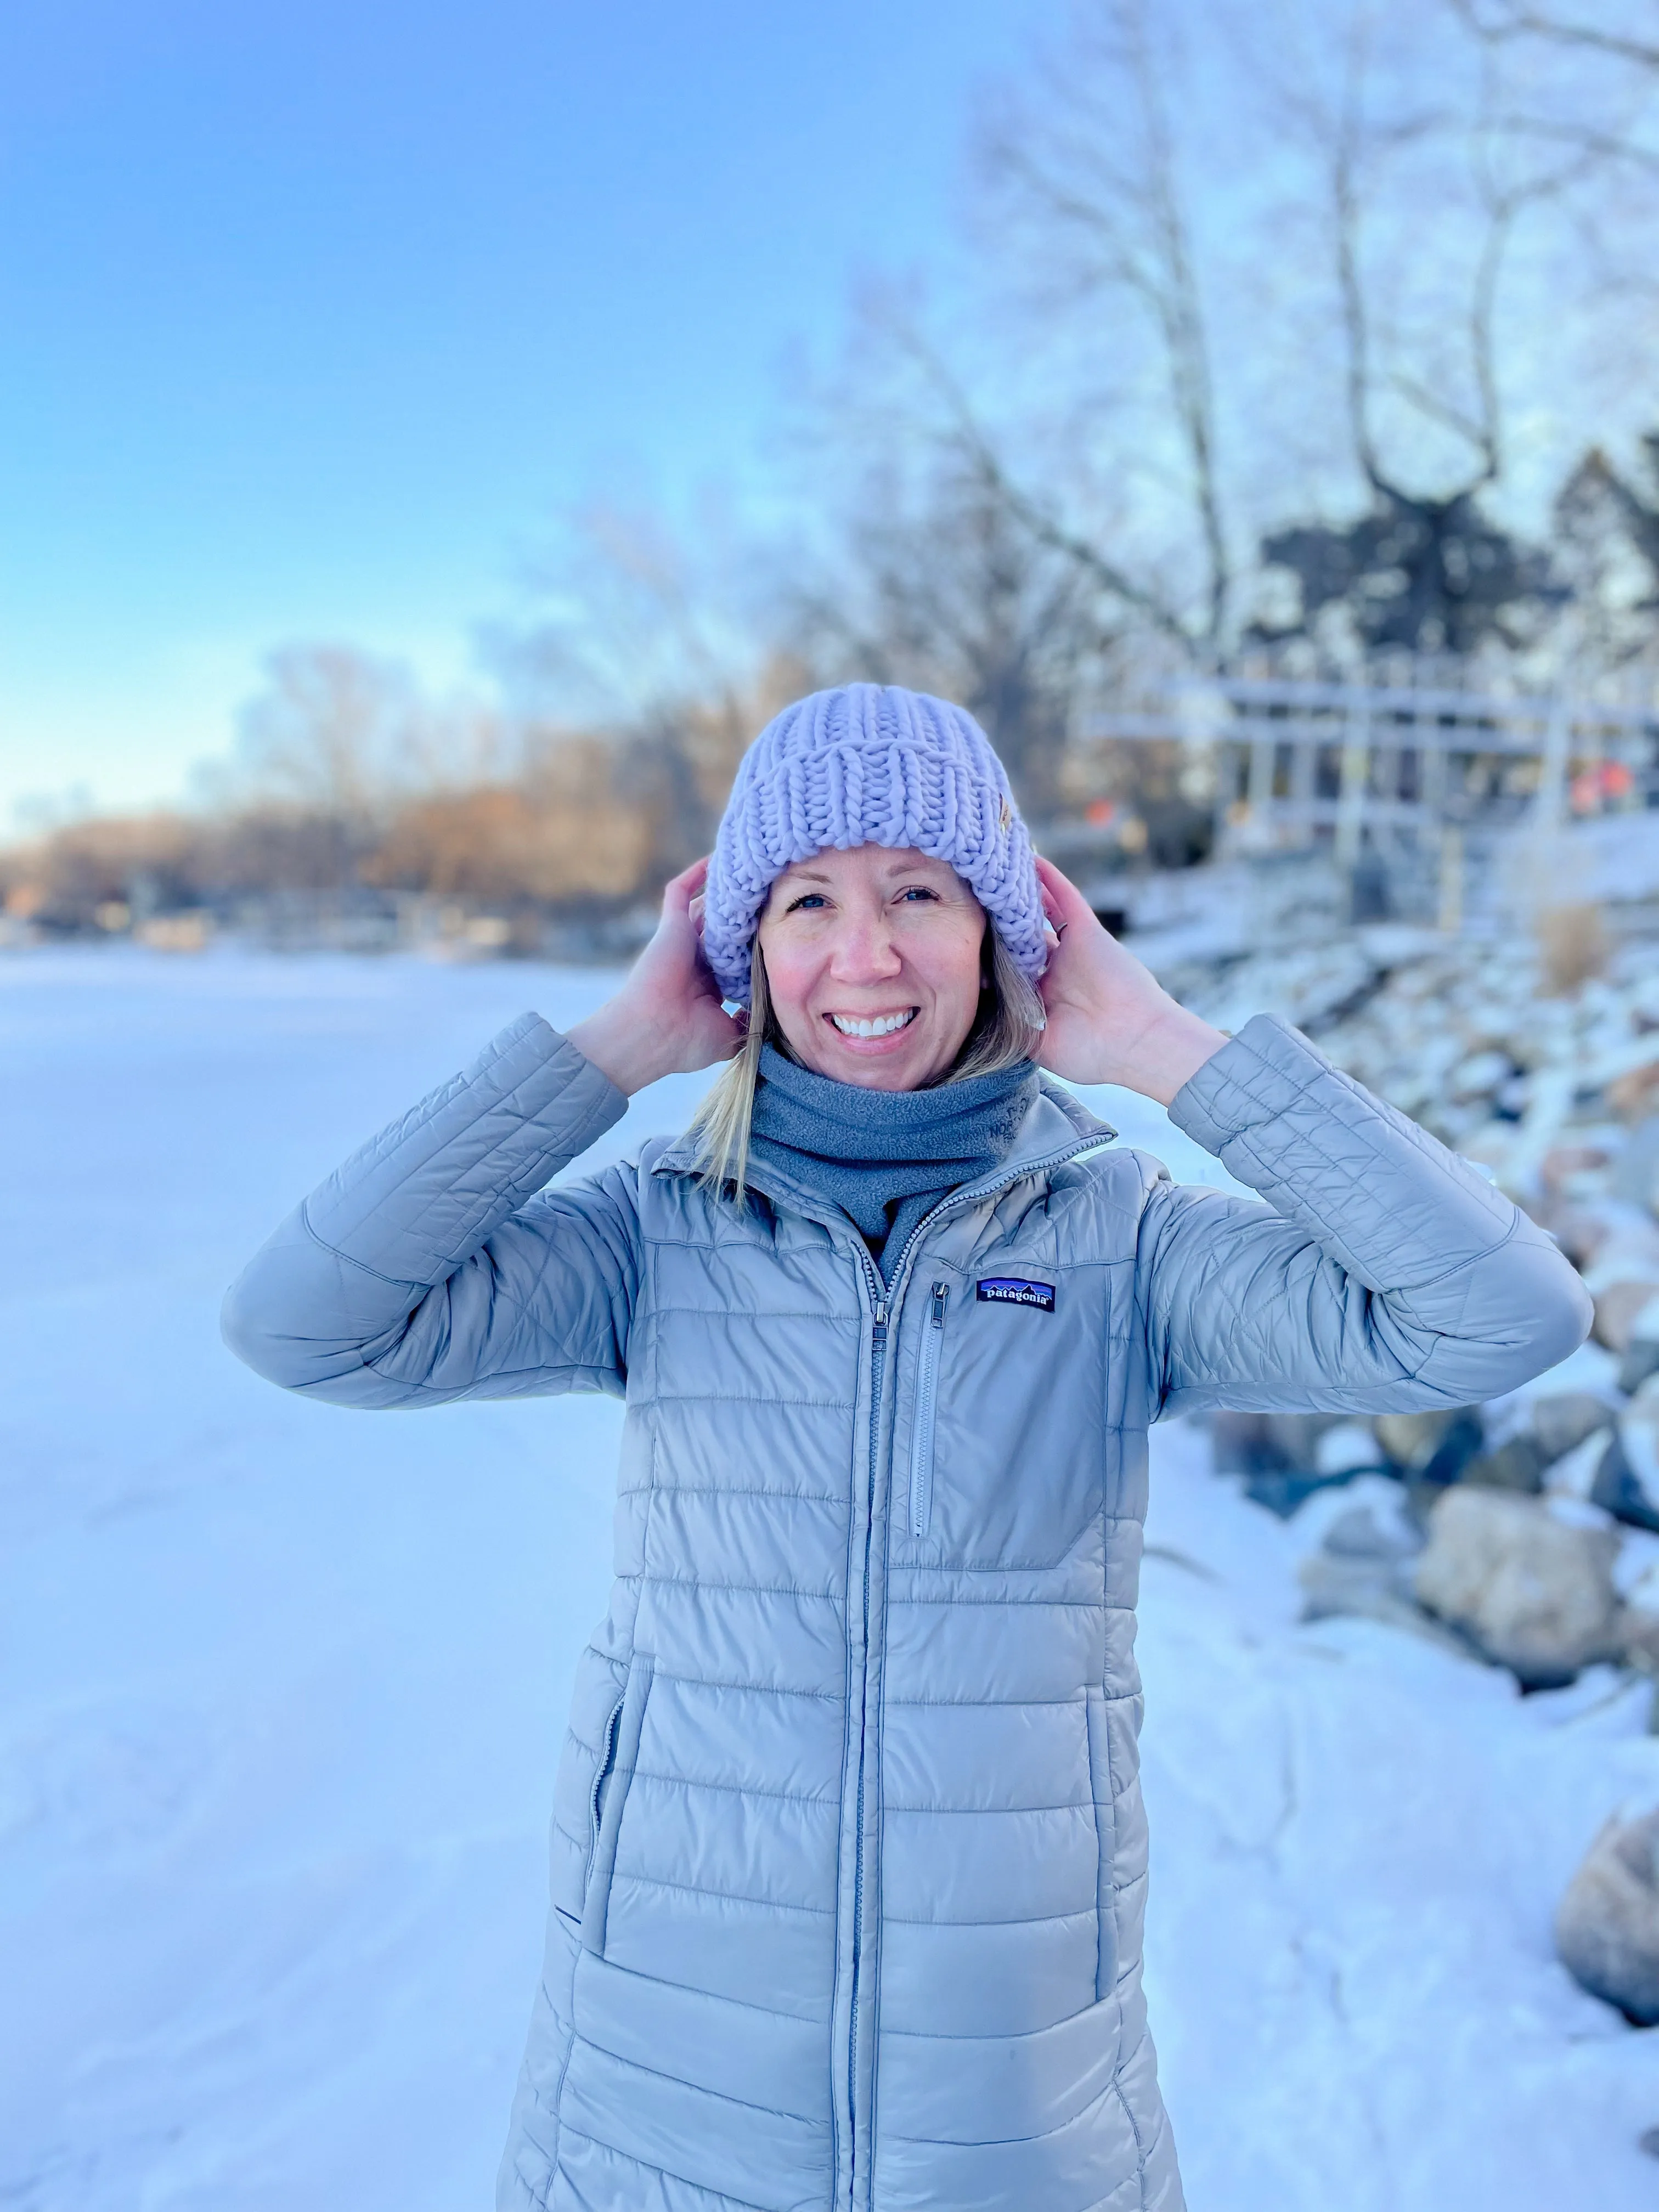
[835,1128,1104,2210]
[907,1282,950,1538]
[846,1273,887,2204]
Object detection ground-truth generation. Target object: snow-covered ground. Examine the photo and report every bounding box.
[2,947,1655,2210]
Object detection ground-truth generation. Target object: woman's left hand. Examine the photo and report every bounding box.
[1032,857,1227,1105]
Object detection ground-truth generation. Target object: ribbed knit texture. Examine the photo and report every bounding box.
[701,682,1048,1005]
[747,1044,1038,1280]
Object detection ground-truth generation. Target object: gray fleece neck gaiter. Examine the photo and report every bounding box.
[746,1043,1038,1281]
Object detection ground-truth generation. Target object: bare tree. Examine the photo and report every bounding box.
[975,0,1232,661]
[950,0,1659,668]
[228,644,426,819]
[496,500,769,847]
[787,432,1114,811]
[1229,3,1605,658]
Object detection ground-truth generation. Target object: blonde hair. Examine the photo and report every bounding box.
[687,924,1046,1203]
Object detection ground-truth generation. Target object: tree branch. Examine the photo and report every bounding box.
[978,0,1231,651]
[882,317,1203,654]
[1452,2,1659,71]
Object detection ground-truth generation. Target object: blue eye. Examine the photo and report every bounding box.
[897,887,939,903]
[787,893,828,912]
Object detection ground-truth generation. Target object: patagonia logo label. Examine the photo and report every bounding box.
[976,1276,1056,1313]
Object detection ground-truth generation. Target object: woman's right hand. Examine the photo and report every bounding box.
[565,858,744,1096]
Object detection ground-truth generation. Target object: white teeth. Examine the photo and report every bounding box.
[830,1010,916,1038]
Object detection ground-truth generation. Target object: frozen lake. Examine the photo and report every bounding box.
[2,947,1655,2209]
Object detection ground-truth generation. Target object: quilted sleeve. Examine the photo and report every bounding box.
[1139,1012,1592,1417]
[221,1012,641,1408]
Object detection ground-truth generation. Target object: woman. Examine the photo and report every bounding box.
[224,683,1588,2212]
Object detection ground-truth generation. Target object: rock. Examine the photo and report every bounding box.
[1211,1410,1336,1476]
[1265,1412,1340,1470]
[1539,1143,1613,1197]
[1536,1201,1613,1270]
[1208,1412,1286,1476]
[1449,1047,1511,1103]
[1412,1488,1623,1688]
[1315,1421,1389,1476]
[1618,1298,1659,1393]
[1625,1604,1659,1673]
[1621,1555,1659,1667]
[1594,1397,1659,1533]
[1554,1808,1659,2024]
[1297,1550,1468,1650]
[1530,1391,1617,1465]
[1244,1469,1357,1520]
[1210,1410,1376,1517]
[1610,1117,1659,1215]
[1593,1278,1659,1354]
[1462,1434,1548,1494]
[1297,1506,1468,1650]
[1547,1429,1616,1503]
[1321,1503,1419,1560]
[1609,1058,1659,1121]
[1299,1548,1405,1621]
[1371,1408,1483,1485]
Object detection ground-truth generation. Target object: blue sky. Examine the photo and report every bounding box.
[1,0,1040,826]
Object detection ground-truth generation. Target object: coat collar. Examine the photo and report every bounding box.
[649,1076,1115,1228]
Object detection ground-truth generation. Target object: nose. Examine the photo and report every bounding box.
[827,900,904,986]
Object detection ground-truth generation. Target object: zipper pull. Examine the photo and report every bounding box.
[930,1282,949,1327]
[873,1296,889,1335]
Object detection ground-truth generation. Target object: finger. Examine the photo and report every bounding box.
[1033,852,1085,907]
[662,857,711,915]
[1034,854,1096,930]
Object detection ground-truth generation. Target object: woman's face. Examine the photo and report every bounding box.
[754,844,986,1091]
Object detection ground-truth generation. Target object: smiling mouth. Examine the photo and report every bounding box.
[827,1009,918,1039]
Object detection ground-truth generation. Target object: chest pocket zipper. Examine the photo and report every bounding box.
[909,1282,950,1538]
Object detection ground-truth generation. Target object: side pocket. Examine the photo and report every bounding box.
[549,1646,631,1926]
[579,1652,654,1958]
[588,1690,626,1855]
[908,1282,950,1539]
[1085,1685,1118,2002]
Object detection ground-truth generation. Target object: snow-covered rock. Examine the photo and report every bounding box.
[1555,1808,1659,2025]
[1618,1299,1659,1396]
[1462,1435,1547,1494]
[1413,1489,1623,1687]
[1530,1391,1618,1466]
[1593,1280,1659,1355]
[1296,1502,1466,1650]
[1548,1428,1617,1502]
[1623,1561,1659,1673]
[1371,1407,1482,1482]
[1594,1388,1659,1534]
[1315,1421,1382,1476]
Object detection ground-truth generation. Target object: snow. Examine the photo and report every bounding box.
[2,946,1655,2209]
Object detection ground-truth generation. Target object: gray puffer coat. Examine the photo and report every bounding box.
[222,1011,1589,2212]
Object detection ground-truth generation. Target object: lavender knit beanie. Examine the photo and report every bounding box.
[701,682,1047,1006]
